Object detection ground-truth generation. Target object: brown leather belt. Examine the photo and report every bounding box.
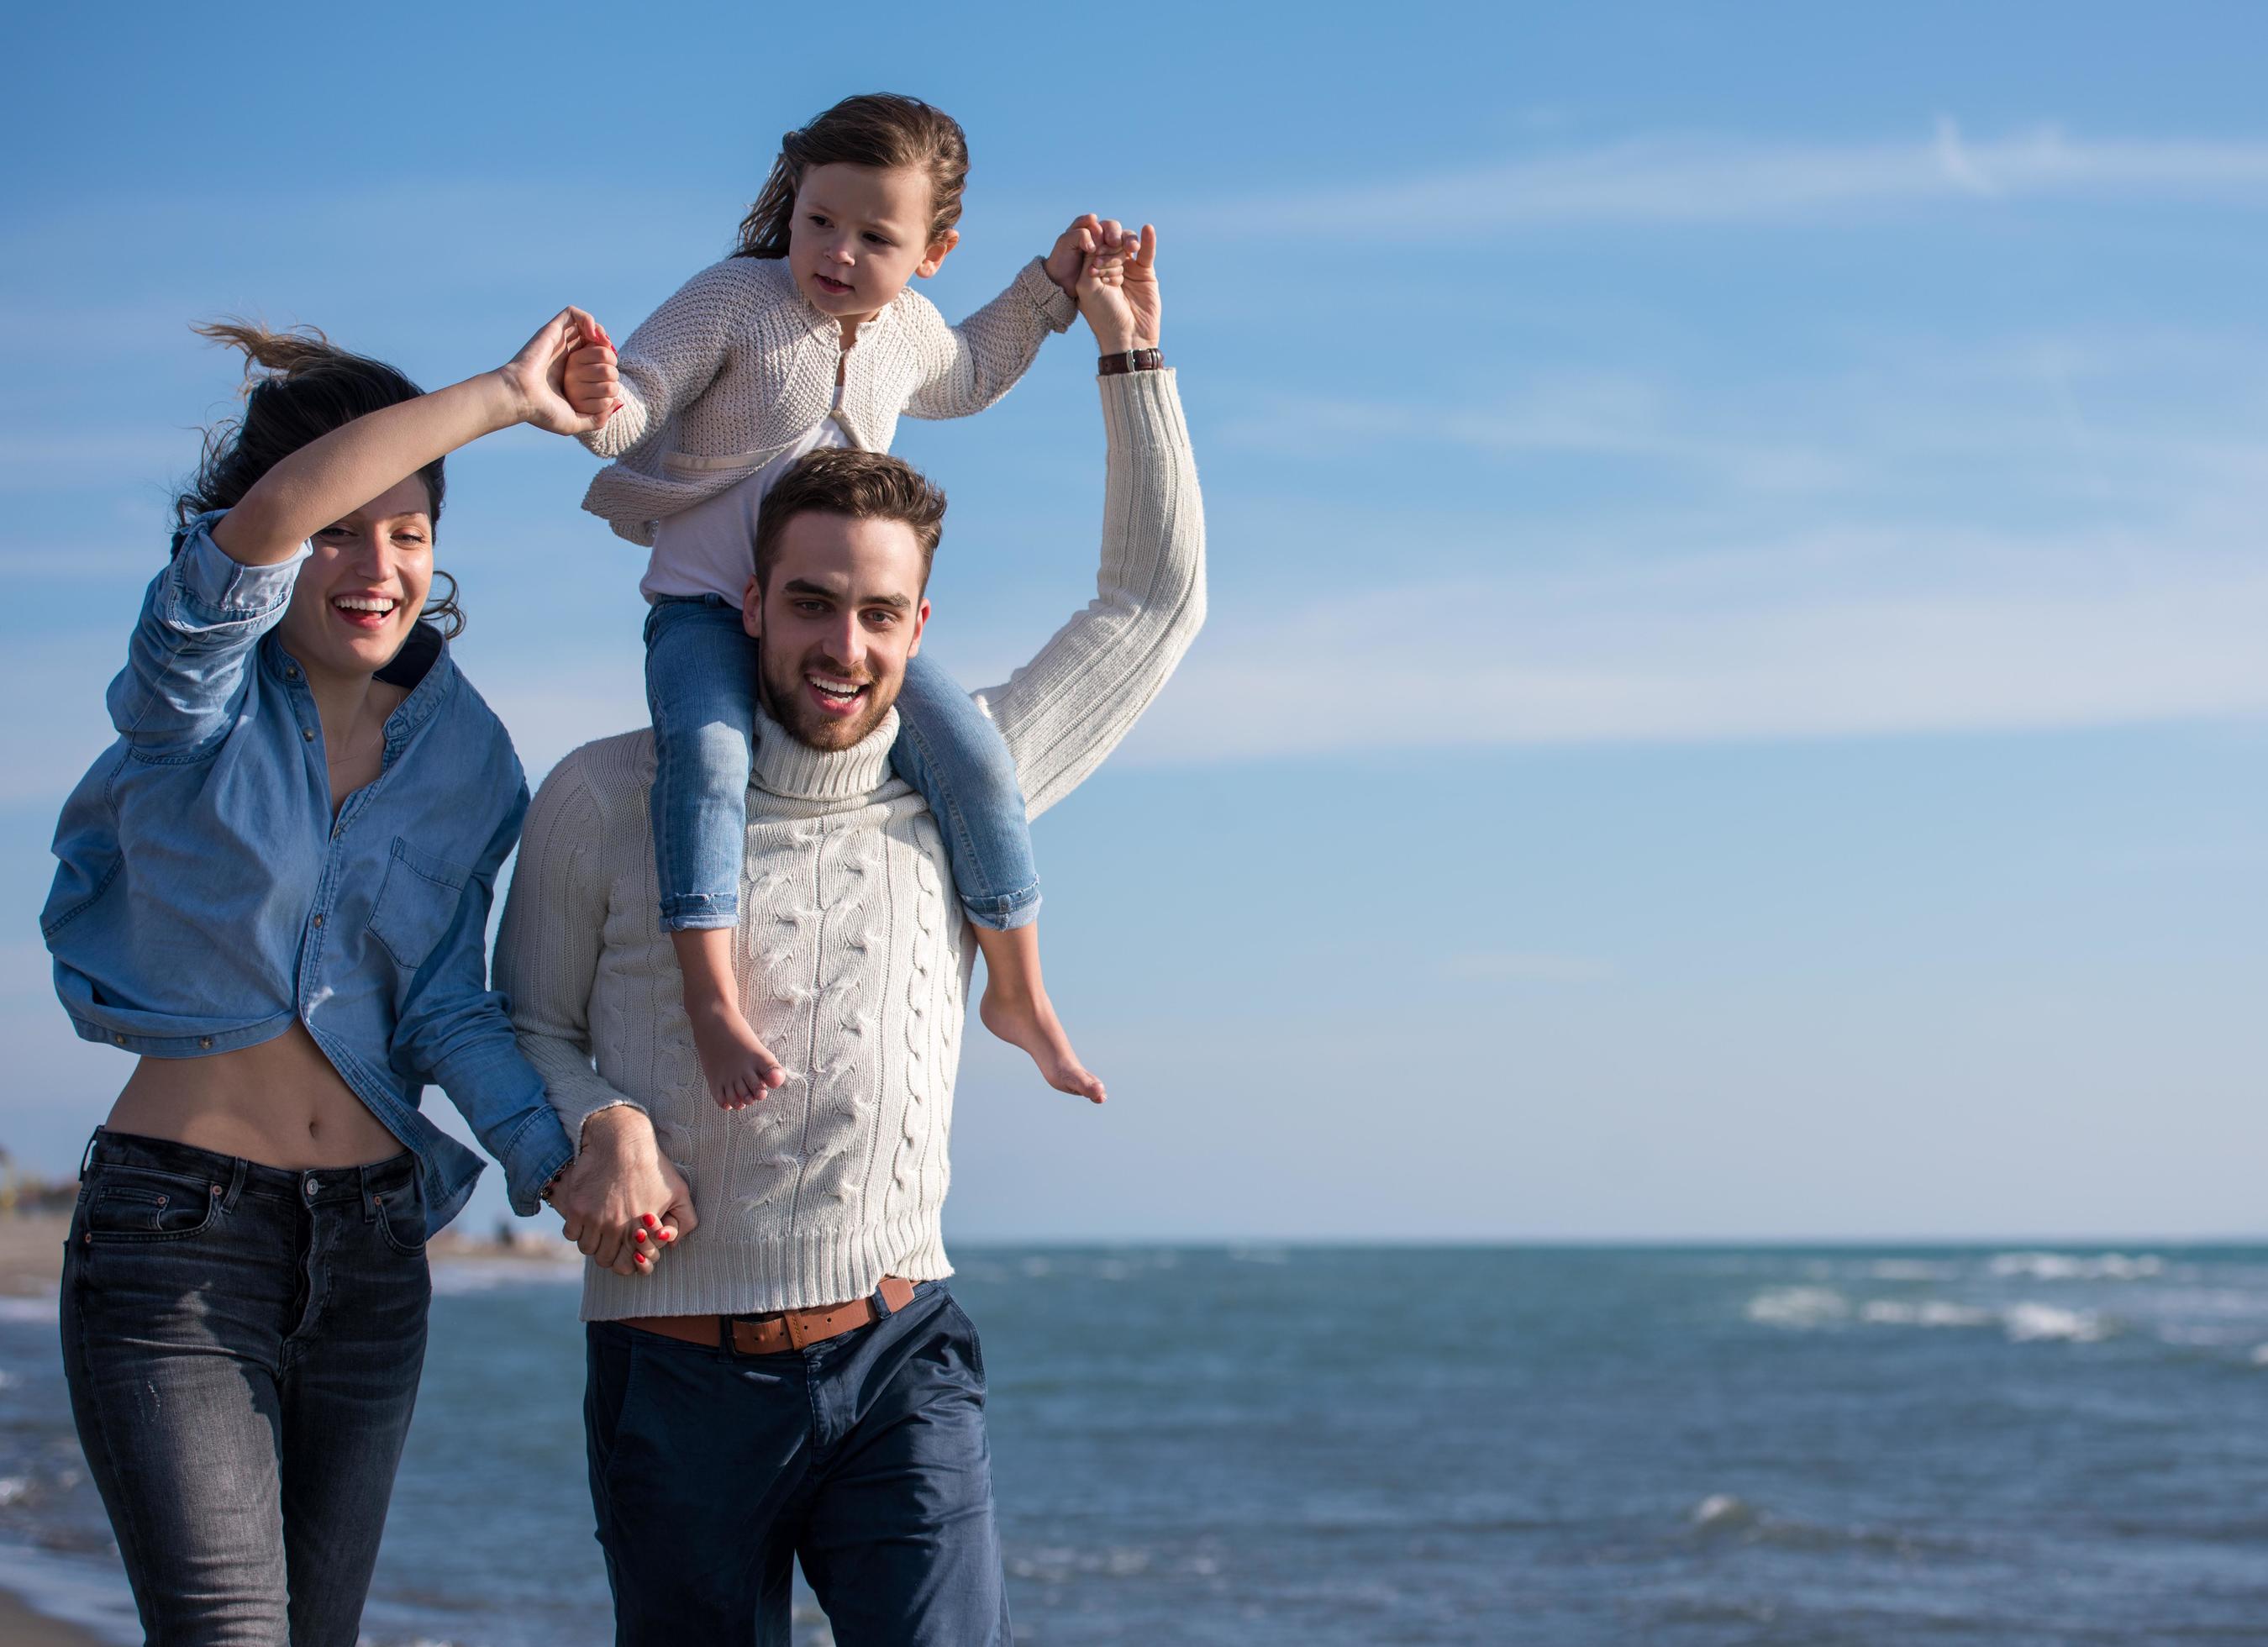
[621,1276,919,1356]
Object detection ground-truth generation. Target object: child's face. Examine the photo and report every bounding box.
[788,163,957,323]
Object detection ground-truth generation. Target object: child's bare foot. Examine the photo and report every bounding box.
[973,924,1105,1103]
[671,927,786,1110]
[687,994,787,1110]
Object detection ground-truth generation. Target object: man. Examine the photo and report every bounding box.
[495,230,1198,1642]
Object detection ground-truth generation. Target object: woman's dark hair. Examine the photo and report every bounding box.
[734,93,969,260]
[177,321,464,638]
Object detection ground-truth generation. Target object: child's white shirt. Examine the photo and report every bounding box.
[640,390,850,602]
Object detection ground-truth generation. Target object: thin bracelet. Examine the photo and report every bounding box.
[1097,348,1165,376]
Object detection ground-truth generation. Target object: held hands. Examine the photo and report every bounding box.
[550,1105,699,1278]
[497,308,621,436]
[1076,223,1160,354]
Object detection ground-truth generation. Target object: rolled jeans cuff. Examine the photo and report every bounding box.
[658,891,739,933]
[959,884,1040,933]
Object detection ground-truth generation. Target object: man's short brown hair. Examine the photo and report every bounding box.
[753,448,947,592]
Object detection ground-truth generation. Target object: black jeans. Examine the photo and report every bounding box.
[586,1280,1011,1645]
[59,1129,431,1645]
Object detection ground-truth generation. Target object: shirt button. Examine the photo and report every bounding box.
[111,1033,126,1045]
[197,1037,213,1050]
[285,666,300,680]
[311,913,324,928]
[302,727,316,742]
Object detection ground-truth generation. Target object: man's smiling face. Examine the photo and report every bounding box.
[743,509,931,751]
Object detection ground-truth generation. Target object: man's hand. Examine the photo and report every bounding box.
[551,1105,698,1277]
[1076,224,1160,355]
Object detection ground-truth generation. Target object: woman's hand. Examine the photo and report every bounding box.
[551,1104,699,1277]
[497,308,618,436]
[1077,224,1160,354]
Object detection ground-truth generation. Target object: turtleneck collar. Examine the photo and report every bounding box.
[749,699,899,802]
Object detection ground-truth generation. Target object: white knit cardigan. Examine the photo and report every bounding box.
[580,254,1076,545]
[500,370,1204,1319]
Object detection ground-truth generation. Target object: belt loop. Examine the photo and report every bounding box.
[871,1279,896,1323]
[358,1160,380,1223]
[77,1130,99,1181]
[221,1156,250,1211]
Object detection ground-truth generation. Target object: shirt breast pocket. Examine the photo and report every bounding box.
[367,837,472,972]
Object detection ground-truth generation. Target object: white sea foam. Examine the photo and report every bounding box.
[1746,1287,1849,1328]
[0,1295,57,1323]
[1987,1251,2164,1281]
[2002,1302,2110,1343]
[1860,1299,1995,1329]
[1865,1260,1961,1281]
[1690,1493,1758,1530]
[2248,1344,2268,1366]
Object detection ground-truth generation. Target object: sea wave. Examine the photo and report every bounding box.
[429,1257,580,1296]
[0,1297,56,1325]
[1685,1492,1939,1557]
[1987,1251,2164,1281]
[1744,1286,1850,1328]
[1749,1287,2113,1343]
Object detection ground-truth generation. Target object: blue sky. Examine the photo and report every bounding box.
[3,2,2262,1239]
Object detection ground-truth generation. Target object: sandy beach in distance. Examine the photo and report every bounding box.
[0,1213,103,1643]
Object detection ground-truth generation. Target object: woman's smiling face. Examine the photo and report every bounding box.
[787,162,956,324]
[274,473,435,682]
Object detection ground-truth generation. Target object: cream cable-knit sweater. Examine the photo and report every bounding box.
[580,255,1076,545]
[499,370,1202,1321]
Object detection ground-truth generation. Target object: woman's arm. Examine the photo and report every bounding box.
[388,782,574,1216]
[213,308,613,566]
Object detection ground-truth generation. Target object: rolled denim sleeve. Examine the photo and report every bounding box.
[390,782,573,1214]
[108,511,305,756]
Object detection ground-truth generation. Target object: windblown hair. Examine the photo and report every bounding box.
[733,93,970,260]
[177,321,463,638]
[754,447,948,592]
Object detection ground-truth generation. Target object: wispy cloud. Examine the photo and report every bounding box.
[1111,524,2268,761]
[1194,120,2268,233]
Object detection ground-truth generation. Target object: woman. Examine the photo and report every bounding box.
[40,310,671,1643]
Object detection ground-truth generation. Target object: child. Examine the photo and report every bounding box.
[566,92,1113,1110]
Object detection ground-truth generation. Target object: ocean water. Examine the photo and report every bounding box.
[6,1244,2268,1644]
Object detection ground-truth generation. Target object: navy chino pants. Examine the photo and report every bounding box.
[585,1280,1012,1645]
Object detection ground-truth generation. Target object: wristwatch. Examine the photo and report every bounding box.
[1097,348,1165,376]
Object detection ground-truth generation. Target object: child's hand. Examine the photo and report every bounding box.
[564,320,622,424]
[498,308,618,436]
[1045,213,1123,297]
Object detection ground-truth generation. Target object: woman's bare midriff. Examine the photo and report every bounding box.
[106,1021,403,1171]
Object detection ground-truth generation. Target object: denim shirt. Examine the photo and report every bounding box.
[40,512,571,1234]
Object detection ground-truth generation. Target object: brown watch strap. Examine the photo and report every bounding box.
[1097,348,1165,376]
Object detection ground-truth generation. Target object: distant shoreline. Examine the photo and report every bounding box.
[0,1582,108,1647]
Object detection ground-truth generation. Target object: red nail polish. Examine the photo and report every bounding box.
[634,1229,647,1242]
[643,1213,657,1228]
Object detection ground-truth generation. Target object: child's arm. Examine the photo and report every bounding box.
[571,261,753,460]
[902,218,1096,422]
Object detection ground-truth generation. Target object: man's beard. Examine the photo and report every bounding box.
[757,642,901,750]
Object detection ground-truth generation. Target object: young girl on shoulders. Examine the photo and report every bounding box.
[568,92,1113,1108]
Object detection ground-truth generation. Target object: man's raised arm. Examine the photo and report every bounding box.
[971,226,1205,819]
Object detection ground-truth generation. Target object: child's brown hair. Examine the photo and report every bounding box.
[734,93,969,260]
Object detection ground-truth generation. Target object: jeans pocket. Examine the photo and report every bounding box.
[373,1192,429,1258]
[79,1167,221,1243]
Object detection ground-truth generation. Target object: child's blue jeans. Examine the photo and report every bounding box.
[644,594,1039,934]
